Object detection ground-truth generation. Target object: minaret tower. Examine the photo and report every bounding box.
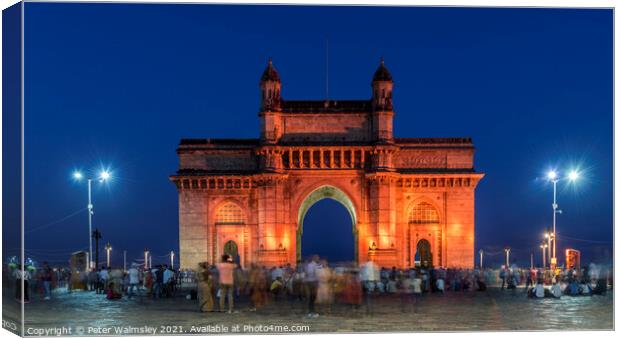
[259,58,283,144]
[371,57,394,143]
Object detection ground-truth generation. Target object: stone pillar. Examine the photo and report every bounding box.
[366,173,398,267]
[444,186,476,268]
[178,187,209,270]
[257,174,289,267]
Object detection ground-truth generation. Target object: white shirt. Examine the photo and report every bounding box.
[271,267,284,280]
[99,270,109,280]
[436,278,445,291]
[163,269,174,283]
[412,278,422,294]
[304,261,319,282]
[551,283,562,298]
[534,284,545,298]
[128,268,140,284]
[360,261,379,282]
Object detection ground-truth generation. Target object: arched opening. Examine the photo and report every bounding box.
[416,239,432,268]
[297,185,357,264]
[408,201,441,267]
[223,240,240,265]
[215,202,245,266]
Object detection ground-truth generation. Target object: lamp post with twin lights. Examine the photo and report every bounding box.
[545,169,579,269]
[73,169,111,269]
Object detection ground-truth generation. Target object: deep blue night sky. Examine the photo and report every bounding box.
[17,4,612,268]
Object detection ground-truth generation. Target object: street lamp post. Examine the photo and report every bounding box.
[73,170,111,268]
[170,251,175,269]
[144,248,149,269]
[546,169,579,269]
[479,249,483,269]
[545,231,553,267]
[92,229,102,269]
[504,247,510,267]
[105,242,112,268]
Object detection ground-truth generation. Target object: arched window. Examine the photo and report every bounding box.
[215,203,245,225]
[408,202,440,224]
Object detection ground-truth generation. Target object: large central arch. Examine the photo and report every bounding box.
[296,185,358,263]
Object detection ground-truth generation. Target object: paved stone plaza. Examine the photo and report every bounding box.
[3,287,613,335]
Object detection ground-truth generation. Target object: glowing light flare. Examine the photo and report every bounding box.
[547,170,558,180]
[568,170,579,181]
[73,171,83,180]
[99,170,111,181]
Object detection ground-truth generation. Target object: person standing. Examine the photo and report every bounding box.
[163,265,174,297]
[14,265,31,303]
[412,272,422,313]
[217,255,236,313]
[248,263,267,312]
[499,266,507,290]
[152,265,164,299]
[197,262,214,312]
[41,262,53,300]
[98,267,109,294]
[360,259,379,316]
[304,255,320,318]
[87,268,98,292]
[315,260,334,315]
[127,264,140,299]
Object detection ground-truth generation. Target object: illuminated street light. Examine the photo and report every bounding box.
[479,249,484,269]
[105,242,112,268]
[540,243,548,268]
[504,247,511,267]
[545,168,580,269]
[72,168,112,268]
[144,248,149,269]
[568,170,579,181]
[544,231,553,268]
[99,170,111,181]
[170,251,175,269]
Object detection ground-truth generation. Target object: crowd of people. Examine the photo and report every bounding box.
[6,261,193,302]
[191,255,612,317]
[6,257,611,315]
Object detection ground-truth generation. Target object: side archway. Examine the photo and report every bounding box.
[407,199,442,267]
[213,200,247,267]
[296,185,358,263]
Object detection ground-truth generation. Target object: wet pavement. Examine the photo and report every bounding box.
[3,287,614,335]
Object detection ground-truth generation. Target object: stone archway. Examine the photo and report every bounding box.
[417,239,432,268]
[223,240,240,265]
[296,185,358,263]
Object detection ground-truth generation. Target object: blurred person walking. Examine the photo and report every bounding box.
[304,255,320,318]
[217,254,236,313]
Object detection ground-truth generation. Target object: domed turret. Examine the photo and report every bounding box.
[371,57,393,111]
[261,58,281,83]
[260,58,282,112]
[372,57,393,83]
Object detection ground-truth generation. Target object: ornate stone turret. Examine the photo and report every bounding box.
[371,57,393,111]
[260,58,282,112]
[371,58,394,143]
[259,58,283,144]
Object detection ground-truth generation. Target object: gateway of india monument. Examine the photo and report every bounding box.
[171,59,484,270]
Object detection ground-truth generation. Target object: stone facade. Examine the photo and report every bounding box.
[171,59,484,270]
